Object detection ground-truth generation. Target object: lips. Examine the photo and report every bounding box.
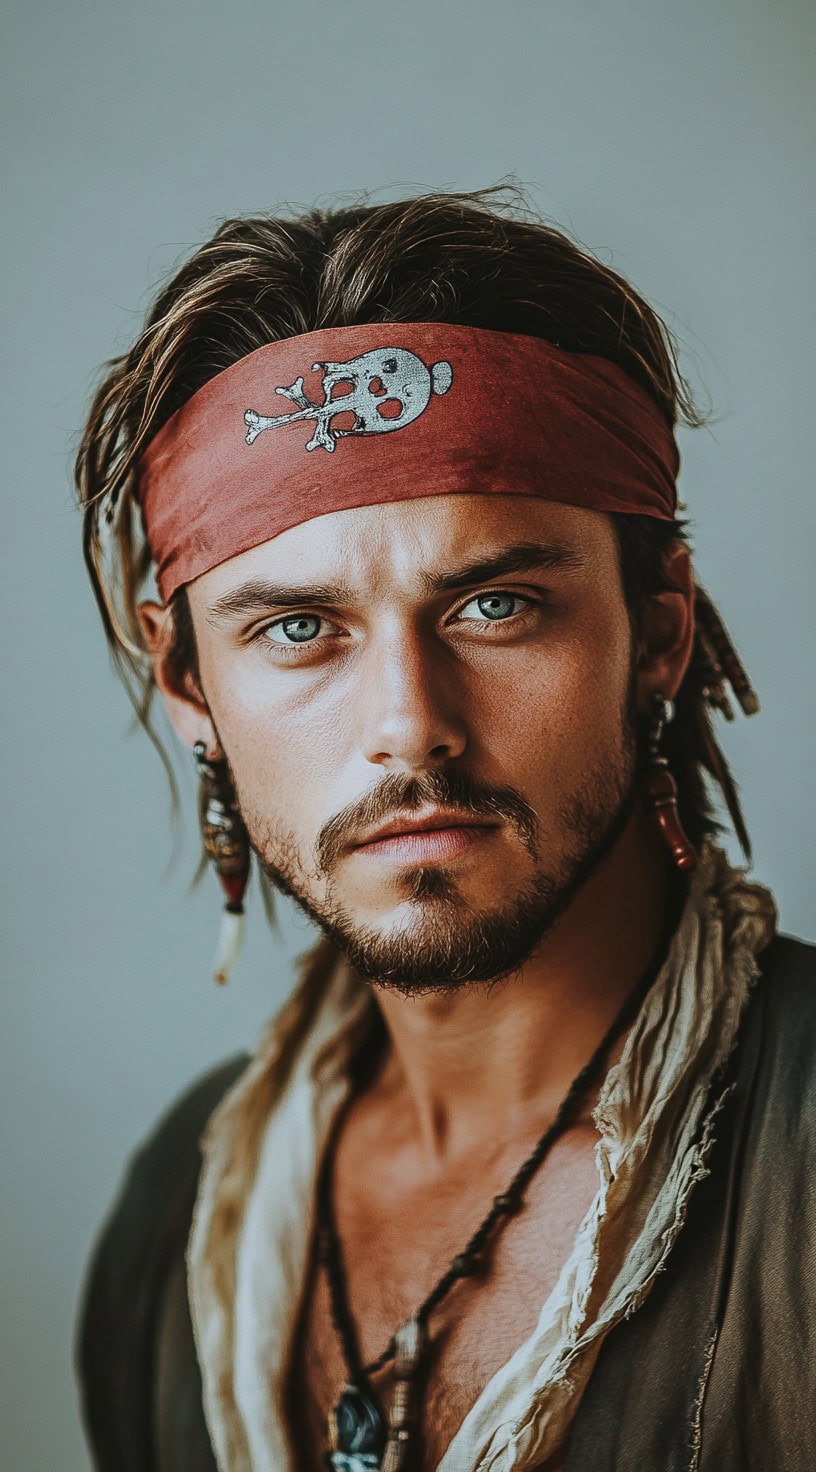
[355,811,499,847]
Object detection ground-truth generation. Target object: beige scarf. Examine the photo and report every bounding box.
[187,843,777,1471]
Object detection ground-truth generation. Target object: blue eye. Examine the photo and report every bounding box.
[462,593,526,621]
[264,614,324,645]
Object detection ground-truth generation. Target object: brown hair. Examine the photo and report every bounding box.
[75,185,750,880]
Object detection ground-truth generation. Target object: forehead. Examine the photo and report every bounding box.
[189,492,618,608]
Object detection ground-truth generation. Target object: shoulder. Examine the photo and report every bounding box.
[730,931,816,1202]
[75,1052,251,1469]
[751,931,816,1081]
[756,928,816,996]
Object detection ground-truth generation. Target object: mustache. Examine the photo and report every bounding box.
[315,767,541,873]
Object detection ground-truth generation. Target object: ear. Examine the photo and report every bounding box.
[137,600,221,757]
[634,543,696,715]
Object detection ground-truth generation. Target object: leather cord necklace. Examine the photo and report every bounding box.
[315,917,677,1471]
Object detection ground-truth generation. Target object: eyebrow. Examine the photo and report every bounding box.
[205,539,586,623]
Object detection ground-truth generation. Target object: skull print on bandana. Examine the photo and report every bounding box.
[244,346,454,453]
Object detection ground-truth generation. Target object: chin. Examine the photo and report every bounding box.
[346,861,493,919]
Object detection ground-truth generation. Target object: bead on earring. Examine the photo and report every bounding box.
[645,692,698,872]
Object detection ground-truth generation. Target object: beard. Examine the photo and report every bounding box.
[232,682,639,999]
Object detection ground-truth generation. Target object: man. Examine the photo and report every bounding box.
[75,190,815,1472]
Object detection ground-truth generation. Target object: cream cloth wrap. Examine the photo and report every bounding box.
[186,843,777,1472]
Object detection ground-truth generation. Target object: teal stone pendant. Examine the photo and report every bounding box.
[326,1382,387,1471]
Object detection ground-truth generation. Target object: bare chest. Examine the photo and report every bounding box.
[285,1125,601,1471]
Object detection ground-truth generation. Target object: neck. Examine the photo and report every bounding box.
[366,804,686,1167]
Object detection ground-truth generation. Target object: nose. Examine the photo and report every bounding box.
[359,624,468,772]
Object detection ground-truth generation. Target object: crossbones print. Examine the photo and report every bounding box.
[244,346,453,453]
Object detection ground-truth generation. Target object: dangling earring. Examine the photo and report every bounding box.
[645,692,698,872]
[193,742,251,983]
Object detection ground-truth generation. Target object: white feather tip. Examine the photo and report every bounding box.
[212,907,245,985]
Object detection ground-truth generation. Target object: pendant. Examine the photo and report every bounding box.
[326,1382,387,1471]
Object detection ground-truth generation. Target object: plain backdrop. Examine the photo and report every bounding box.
[2,2,814,1467]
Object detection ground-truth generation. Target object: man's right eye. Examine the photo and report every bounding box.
[262,618,322,647]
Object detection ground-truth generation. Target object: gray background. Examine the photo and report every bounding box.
[2,1,814,1467]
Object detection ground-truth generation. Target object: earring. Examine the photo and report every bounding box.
[193,742,250,983]
[645,693,698,872]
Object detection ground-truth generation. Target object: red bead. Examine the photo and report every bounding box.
[647,765,697,871]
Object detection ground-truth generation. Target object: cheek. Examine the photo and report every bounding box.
[475,610,633,772]
[201,651,351,823]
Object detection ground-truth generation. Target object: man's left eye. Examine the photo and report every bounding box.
[460,593,530,621]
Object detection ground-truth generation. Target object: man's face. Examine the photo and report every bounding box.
[183,494,639,995]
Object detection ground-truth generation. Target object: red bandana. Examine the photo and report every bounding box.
[137,322,679,603]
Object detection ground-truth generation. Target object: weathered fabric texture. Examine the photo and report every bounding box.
[76,851,816,1471]
[184,844,775,1471]
[136,322,679,603]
